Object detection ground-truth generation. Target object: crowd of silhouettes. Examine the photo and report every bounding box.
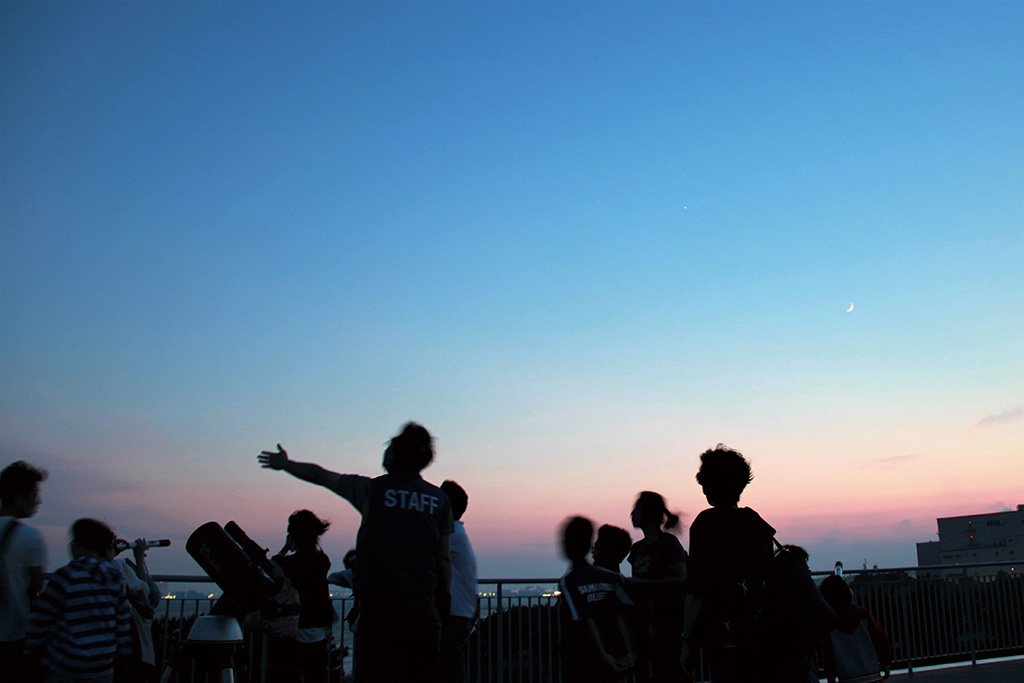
[2,462,173,683]
[4,430,897,683]
[561,444,892,683]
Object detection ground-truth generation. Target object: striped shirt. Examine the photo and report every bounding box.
[25,556,132,675]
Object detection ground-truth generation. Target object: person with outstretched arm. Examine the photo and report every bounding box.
[258,422,453,683]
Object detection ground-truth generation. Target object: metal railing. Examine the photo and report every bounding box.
[151,562,1023,682]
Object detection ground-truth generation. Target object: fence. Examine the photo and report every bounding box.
[151,561,1023,682]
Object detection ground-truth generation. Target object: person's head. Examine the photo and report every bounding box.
[593,524,632,570]
[343,549,357,570]
[70,518,117,561]
[561,516,594,564]
[440,480,468,521]
[630,491,680,531]
[820,575,854,613]
[695,444,753,507]
[383,422,434,473]
[287,509,330,550]
[0,461,47,518]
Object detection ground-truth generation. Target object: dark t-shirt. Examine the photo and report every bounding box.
[559,564,633,683]
[274,550,333,628]
[627,532,687,617]
[687,506,775,647]
[627,533,686,579]
[352,473,454,595]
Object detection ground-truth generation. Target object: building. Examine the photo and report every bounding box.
[916,504,1023,576]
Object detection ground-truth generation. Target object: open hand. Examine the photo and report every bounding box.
[258,444,289,470]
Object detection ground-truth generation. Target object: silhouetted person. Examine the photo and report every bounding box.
[595,524,656,680]
[0,460,47,683]
[558,516,636,683]
[628,491,688,682]
[328,549,358,590]
[259,422,453,683]
[759,545,837,683]
[439,480,478,683]
[113,538,161,682]
[270,510,333,683]
[681,445,776,683]
[25,518,132,683]
[327,549,361,634]
[593,525,632,574]
[819,575,892,683]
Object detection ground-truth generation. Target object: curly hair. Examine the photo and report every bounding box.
[696,444,753,505]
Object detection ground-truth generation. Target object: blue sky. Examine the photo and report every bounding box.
[2,1,1022,578]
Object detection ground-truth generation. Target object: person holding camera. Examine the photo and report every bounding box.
[113,538,162,683]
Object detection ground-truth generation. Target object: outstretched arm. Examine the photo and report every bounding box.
[258,444,342,490]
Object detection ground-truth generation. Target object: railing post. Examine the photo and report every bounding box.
[899,576,914,673]
[963,567,978,666]
[496,581,504,683]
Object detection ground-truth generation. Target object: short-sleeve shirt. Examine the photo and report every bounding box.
[449,520,478,619]
[627,533,687,619]
[340,473,454,596]
[627,533,686,580]
[0,517,47,641]
[559,565,633,681]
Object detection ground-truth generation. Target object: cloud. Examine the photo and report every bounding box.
[865,453,925,469]
[974,407,1024,427]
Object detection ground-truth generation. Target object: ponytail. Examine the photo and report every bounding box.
[664,511,680,531]
[634,491,684,532]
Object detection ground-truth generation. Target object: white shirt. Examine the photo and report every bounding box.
[449,520,478,619]
[0,516,47,641]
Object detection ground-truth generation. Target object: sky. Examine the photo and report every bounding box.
[1,1,1022,581]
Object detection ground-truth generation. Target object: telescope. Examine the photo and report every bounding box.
[185,520,282,618]
[158,522,284,683]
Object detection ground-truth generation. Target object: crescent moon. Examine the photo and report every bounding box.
[846,303,854,313]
